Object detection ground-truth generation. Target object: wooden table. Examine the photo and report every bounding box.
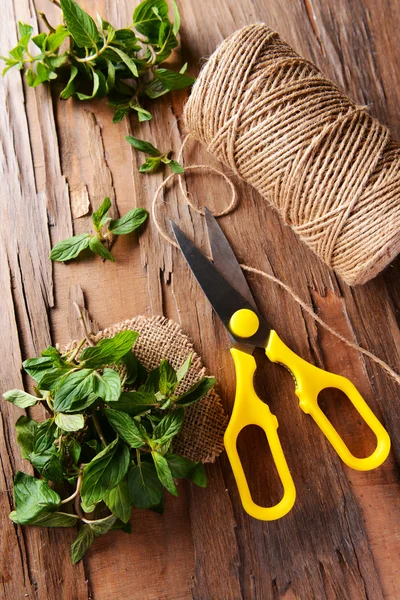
[1,0,400,598]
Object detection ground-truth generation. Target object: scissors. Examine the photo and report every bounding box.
[170,209,391,521]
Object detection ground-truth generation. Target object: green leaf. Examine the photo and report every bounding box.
[108,390,157,415]
[156,22,178,63]
[125,136,160,156]
[47,25,70,52]
[29,449,64,483]
[176,354,192,383]
[170,159,184,174]
[152,408,184,445]
[104,408,147,448]
[171,0,180,36]
[152,451,177,496]
[112,105,131,123]
[81,438,129,506]
[154,68,195,91]
[92,197,111,230]
[32,32,47,51]
[159,359,177,396]
[3,389,38,408]
[132,0,169,42]
[46,52,68,70]
[66,438,81,464]
[144,77,169,99]
[113,28,139,52]
[60,65,78,100]
[175,376,216,406]
[108,208,148,236]
[89,514,117,535]
[33,419,56,454]
[127,462,163,508]
[55,412,85,432]
[50,233,91,262]
[80,330,138,368]
[71,525,96,564]
[53,369,94,412]
[188,462,207,487]
[140,368,160,393]
[26,69,36,86]
[108,46,138,77]
[22,356,53,382]
[105,60,115,94]
[131,105,152,122]
[165,453,196,478]
[76,70,100,100]
[38,366,73,391]
[15,416,37,459]
[12,471,60,525]
[60,0,99,48]
[18,22,33,39]
[27,511,79,528]
[104,478,132,523]
[89,237,115,262]
[33,62,54,87]
[139,157,162,173]
[93,368,121,402]
[119,351,139,385]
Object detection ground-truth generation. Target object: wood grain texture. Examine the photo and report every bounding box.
[1,0,399,598]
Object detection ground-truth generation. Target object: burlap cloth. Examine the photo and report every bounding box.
[65,315,227,463]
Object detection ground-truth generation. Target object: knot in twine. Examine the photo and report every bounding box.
[183,24,400,286]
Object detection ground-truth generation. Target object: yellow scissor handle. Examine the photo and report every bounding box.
[265,330,391,471]
[224,348,296,521]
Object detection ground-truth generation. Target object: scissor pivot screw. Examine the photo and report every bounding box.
[229,309,259,338]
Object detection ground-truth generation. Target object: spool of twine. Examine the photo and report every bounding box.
[183,24,400,286]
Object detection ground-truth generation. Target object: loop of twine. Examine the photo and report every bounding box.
[152,140,400,387]
[183,24,400,286]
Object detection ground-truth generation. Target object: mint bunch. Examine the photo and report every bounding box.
[3,331,215,563]
[1,0,194,124]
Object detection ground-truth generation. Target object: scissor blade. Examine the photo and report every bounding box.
[171,221,270,348]
[204,207,257,311]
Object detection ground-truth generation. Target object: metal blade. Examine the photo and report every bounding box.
[204,207,257,311]
[170,220,271,349]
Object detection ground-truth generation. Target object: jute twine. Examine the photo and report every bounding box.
[183,24,400,286]
[65,315,227,463]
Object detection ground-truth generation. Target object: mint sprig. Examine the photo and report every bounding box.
[3,334,215,563]
[126,135,184,174]
[49,197,148,263]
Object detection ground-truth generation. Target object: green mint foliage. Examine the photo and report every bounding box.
[1,0,194,125]
[125,136,184,174]
[2,333,215,563]
[50,198,148,263]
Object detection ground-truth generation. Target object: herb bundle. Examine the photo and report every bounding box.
[1,0,194,124]
[50,197,148,262]
[3,330,215,563]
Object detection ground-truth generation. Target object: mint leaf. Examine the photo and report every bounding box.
[80,330,138,368]
[152,451,177,496]
[171,0,180,36]
[104,408,147,448]
[108,208,148,235]
[165,453,196,478]
[71,525,96,564]
[12,472,60,525]
[23,356,54,382]
[53,369,94,412]
[93,368,121,402]
[29,448,64,483]
[81,438,129,506]
[50,233,91,262]
[89,237,115,262]
[60,65,78,100]
[170,159,184,174]
[154,68,195,91]
[46,25,70,52]
[32,32,47,51]
[104,478,132,523]
[60,0,99,48]
[133,0,169,42]
[156,22,178,63]
[55,412,85,432]
[139,157,162,173]
[127,462,163,508]
[3,389,38,408]
[188,462,207,487]
[108,390,158,415]
[159,359,177,396]
[66,438,81,464]
[33,419,57,454]
[176,354,191,383]
[152,408,184,445]
[175,376,216,406]
[92,197,111,230]
[76,70,101,100]
[144,77,169,99]
[131,105,152,122]
[27,511,78,528]
[125,136,160,156]
[15,416,37,459]
[108,46,138,77]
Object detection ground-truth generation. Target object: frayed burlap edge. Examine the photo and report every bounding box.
[64,315,227,463]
